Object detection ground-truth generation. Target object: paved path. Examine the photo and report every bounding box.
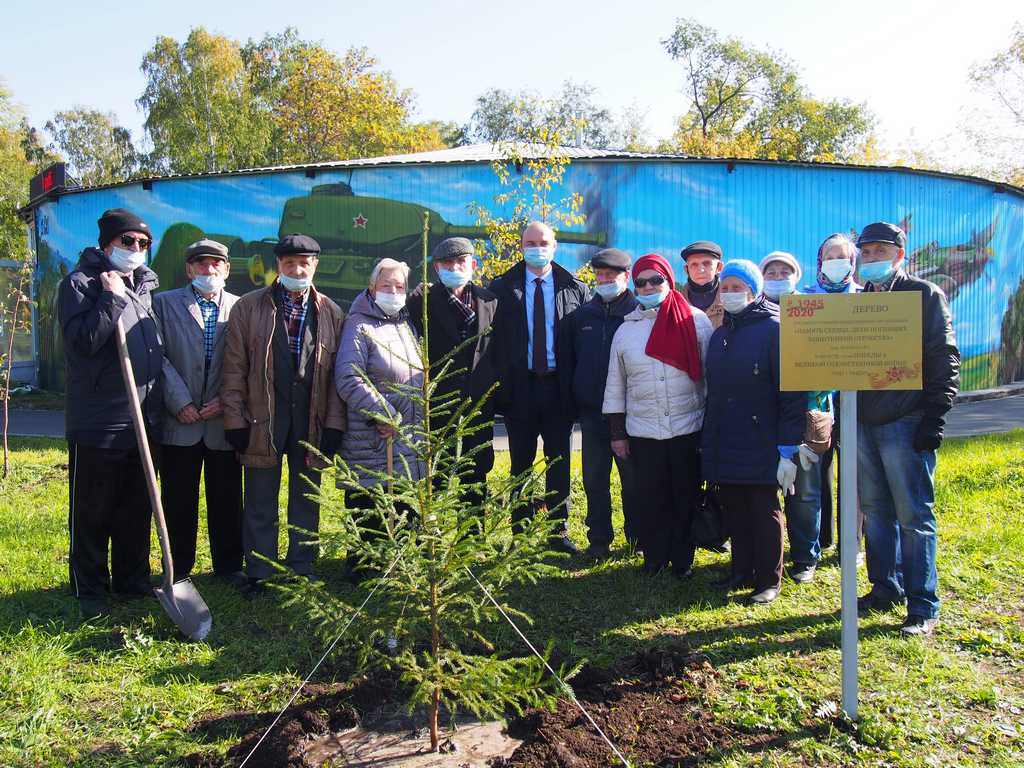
[11,393,1024,446]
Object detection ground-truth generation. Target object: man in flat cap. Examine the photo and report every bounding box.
[221,233,347,593]
[855,221,960,636]
[407,238,498,508]
[152,239,244,587]
[560,248,640,558]
[679,240,725,329]
[58,207,164,617]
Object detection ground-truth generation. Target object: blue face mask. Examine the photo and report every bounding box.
[636,290,667,309]
[437,267,471,289]
[191,274,225,294]
[859,260,895,284]
[763,278,795,300]
[523,246,555,269]
[594,281,624,301]
[279,273,312,292]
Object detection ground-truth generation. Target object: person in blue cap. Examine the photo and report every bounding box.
[701,259,807,605]
[855,221,960,636]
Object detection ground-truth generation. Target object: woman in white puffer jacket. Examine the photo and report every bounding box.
[603,253,713,576]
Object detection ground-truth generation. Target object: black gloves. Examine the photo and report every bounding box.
[225,427,250,454]
[319,428,344,457]
[913,416,944,452]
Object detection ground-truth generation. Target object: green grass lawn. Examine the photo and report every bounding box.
[2,433,1023,767]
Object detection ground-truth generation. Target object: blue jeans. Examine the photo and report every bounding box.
[784,458,824,567]
[580,411,638,546]
[858,414,940,619]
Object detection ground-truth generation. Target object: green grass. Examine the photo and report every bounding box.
[2,433,1023,767]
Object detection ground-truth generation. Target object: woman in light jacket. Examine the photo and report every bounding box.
[335,258,425,512]
[603,253,713,576]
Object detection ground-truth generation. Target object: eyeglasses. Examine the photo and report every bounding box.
[633,275,667,288]
[120,234,152,249]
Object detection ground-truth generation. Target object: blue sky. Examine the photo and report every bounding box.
[3,0,1021,164]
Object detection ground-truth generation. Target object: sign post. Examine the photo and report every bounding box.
[780,292,923,721]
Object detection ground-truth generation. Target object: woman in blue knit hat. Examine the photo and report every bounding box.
[701,259,808,604]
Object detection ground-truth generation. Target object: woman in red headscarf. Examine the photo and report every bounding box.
[601,253,714,576]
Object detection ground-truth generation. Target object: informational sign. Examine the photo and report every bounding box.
[779,292,922,392]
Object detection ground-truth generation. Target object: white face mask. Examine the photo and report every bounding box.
[721,292,751,314]
[109,246,146,274]
[820,258,853,285]
[191,274,225,294]
[375,291,406,317]
[594,280,626,301]
[523,246,555,269]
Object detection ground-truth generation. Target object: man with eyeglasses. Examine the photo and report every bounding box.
[58,208,165,618]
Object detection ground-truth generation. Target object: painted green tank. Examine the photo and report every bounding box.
[150,183,607,305]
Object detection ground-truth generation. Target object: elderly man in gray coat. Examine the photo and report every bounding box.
[153,239,244,585]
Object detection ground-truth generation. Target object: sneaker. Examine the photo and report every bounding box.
[584,542,611,560]
[900,615,938,636]
[857,590,905,614]
[789,563,817,584]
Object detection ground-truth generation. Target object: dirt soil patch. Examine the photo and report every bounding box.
[187,644,752,767]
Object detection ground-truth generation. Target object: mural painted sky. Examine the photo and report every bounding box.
[30,158,1024,391]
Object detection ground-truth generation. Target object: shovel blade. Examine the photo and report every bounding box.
[155,579,213,641]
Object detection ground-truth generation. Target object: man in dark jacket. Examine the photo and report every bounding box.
[855,221,960,636]
[58,208,164,617]
[560,248,639,558]
[490,221,589,553]
[408,237,498,509]
[221,234,347,594]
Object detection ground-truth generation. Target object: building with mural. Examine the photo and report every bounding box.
[14,144,1024,393]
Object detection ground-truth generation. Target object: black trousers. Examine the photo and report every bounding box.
[630,432,701,573]
[67,441,153,600]
[160,441,243,578]
[718,483,784,591]
[504,375,571,533]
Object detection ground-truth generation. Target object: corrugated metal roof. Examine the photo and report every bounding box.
[23,142,1024,204]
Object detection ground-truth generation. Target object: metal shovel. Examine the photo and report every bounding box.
[115,318,212,641]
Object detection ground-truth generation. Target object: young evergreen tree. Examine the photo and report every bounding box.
[278,213,574,751]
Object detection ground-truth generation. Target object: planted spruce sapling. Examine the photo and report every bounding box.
[278,212,575,752]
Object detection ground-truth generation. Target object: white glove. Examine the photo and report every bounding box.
[777,457,798,496]
[797,443,820,472]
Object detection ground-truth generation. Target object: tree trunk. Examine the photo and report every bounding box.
[2,290,22,479]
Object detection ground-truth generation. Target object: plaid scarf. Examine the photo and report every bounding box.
[279,287,309,366]
[446,284,476,342]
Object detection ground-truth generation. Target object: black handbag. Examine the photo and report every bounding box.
[692,482,728,551]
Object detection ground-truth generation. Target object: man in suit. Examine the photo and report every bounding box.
[152,239,244,586]
[490,221,589,553]
[408,237,498,509]
[221,234,347,594]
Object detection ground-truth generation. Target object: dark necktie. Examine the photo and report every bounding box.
[532,277,548,374]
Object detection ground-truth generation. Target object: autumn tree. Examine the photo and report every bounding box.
[0,84,39,477]
[138,27,269,174]
[967,23,1024,185]
[467,80,623,148]
[272,44,445,163]
[661,18,874,161]
[45,108,139,186]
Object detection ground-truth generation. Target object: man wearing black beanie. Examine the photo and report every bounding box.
[57,207,164,618]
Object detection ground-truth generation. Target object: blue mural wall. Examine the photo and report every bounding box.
[29,158,1024,392]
